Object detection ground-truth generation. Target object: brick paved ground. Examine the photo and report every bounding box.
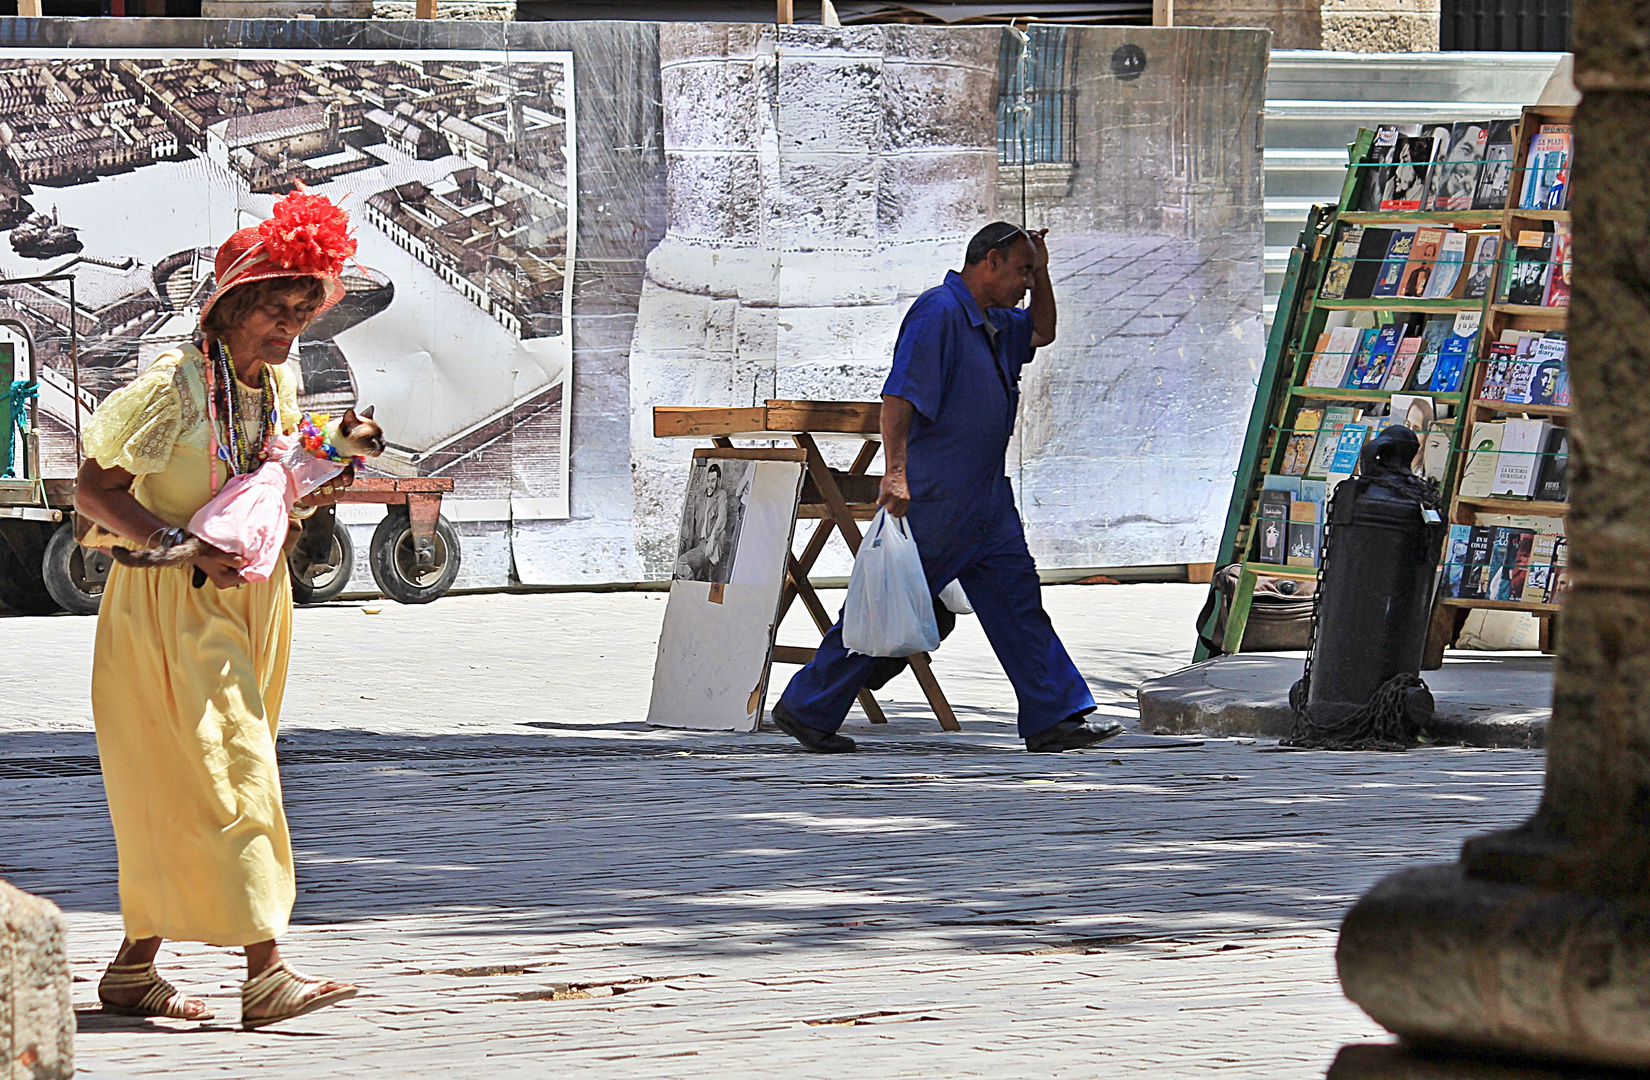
[0,585,1545,1078]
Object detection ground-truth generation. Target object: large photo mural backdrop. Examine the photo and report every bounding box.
[4,20,1263,588]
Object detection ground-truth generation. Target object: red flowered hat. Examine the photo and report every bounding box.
[199,183,357,328]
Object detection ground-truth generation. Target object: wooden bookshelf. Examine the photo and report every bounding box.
[1424,103,1575,666]
[1194,123,1510,661]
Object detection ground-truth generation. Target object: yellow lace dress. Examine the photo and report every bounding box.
[84,344,303,946]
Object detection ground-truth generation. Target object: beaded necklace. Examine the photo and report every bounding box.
[205,339,277,492]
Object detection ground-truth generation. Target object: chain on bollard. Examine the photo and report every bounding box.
[1284,426,1446,751]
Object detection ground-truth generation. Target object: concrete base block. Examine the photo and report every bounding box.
[1337,864,1650,1072]
[1136,654,1550,747]
[1329,1042,1650,1078]
[0,879,73,1080]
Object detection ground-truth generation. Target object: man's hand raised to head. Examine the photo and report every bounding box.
[1026,228,1056,348]
[1026,227,1050,270]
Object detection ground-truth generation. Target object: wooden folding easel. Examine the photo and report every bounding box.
[655,399,960,731]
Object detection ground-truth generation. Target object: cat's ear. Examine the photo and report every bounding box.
[359,404,375,420]
[340,407,358,432]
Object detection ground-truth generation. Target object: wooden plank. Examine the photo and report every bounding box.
[1454,496,1569,516]
[348,477,454,493]
[1468,400,1572,417]
[763,399,881,435]
[17,0,40,14]
[416,0,437,15]
[1241,561,1319,580]
[907,653,961,731]
[1317,298,1485,312]
[772,645,816,665]
[1186,562,1216,584]
[653,406,770,439]
[1290,386,1466,404]
[1489,304,1569,319]
[692,447,808,462]
[1221,568,1260,655]
[1338,210,1504,227]
[797,506,878,521]
[1441,597,1564,613]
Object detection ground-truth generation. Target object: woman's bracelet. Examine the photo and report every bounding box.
[147,526,190,550]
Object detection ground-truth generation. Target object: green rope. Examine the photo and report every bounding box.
[4,379,36,479]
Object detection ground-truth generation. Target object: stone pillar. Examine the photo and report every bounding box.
[1330,0,1650,1073]
[1173,0,1439,51]
[627,24,998,577]
[0,880,73,1080]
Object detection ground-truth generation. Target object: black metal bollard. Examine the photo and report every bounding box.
[1288,426,1447,749]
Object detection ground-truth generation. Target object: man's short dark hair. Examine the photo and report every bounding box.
[706,462,722,476]
[965,222,1030,266]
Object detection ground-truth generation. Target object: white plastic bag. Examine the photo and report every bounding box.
[842,508,940,657]
[938,579,973,614]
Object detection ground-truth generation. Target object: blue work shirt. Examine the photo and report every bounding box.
[882,269,1035,509]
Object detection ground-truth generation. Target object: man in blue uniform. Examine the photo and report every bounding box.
[771,222,1124,754]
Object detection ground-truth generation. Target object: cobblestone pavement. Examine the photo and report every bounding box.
[0,585,1544,1078]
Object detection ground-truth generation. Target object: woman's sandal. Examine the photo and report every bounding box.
[98,961,215,1021]
[241,961,358,1030]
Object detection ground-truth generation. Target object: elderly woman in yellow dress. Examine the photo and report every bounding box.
[74,188,361,1029]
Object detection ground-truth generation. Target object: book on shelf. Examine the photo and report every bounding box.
[1461,525,1495,599]
[1426,122,1490,211]
[1379,131,1436,211]
[1461,233,1500,301]
[1320,224,1362,301]
[1325,423,1369,492]
[1519,522,1568,603]
[1410,314,1455,390]
[1400,228,1444,298]
[1503,224,1555,306]
[1382,331,1424,391]
[1543,221,1572,308]
[1491,418,1551,498]
[1429,310,1481,393]
[1286,497,1321,567]
[1480,341,1517,401]
[1421,423,1452,483]
[1305,325,1362,388]
[1520,124,1572,211]
[1424,230,1469,299]
[1305,406,1361,480]
[1535,426,1570,502]
[1458,420,1505,498]
[1350,324,1401,389]
[1485,527,1537,602]
[1280,407,1324,476]
[1473,119,1518,211]
[1344,227,1394,300]
[1358,125,1404,212]
[1531,337,1569,405]
[1371,228,1417,299]
[1442,524,1470,598]
[1256,488,1290,563]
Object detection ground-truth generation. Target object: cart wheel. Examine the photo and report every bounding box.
[289,516,354,605]
[368,508,460,605]
[0,533,58,615]
[42,520,108,616]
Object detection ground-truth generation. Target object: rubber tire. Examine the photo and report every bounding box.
[289,517,355,605]
[0,532,59,615]
[368,508,461,605]
[42,520,107,616]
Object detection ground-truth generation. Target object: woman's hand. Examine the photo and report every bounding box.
[295,464,356,509]
[190,543,248,590]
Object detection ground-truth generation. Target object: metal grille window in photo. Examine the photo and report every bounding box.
[997,27,1077,169]
[1441,0,1571,51]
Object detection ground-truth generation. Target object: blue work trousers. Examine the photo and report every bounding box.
[778,480,1095,738]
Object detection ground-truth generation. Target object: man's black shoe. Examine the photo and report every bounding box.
[770,700,857,753]
[1025,716,1125,753]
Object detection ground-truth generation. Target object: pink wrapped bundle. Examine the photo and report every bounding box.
[187,434,347,583]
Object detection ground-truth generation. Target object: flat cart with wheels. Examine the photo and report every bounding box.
[289,476,461,606]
